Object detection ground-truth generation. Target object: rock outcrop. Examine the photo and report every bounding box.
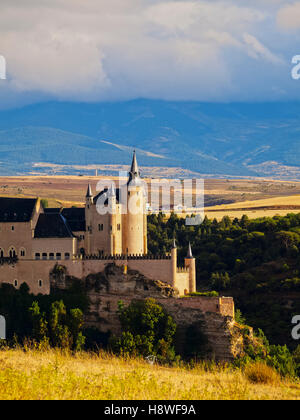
[50,262,251,361]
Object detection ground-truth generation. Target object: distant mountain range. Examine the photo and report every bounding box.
[0,99,300,179]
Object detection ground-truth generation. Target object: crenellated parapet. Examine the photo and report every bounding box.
[80,253,172,260]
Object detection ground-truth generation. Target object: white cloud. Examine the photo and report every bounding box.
[243,33,284,64]
[277,2,300,30]
[0,0,295,105]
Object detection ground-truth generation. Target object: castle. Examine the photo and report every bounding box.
[0,152,196,296]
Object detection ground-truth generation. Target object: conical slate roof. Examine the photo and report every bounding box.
[130,150,139,174]
[128,150,141,183]
[187,242,193,258]
[86,184,93,198]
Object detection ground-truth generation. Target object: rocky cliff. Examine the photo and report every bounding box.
[50,263,252,361]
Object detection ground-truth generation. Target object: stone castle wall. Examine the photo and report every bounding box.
[0,256,190,296]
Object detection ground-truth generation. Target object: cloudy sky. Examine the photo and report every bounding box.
[1,0,300,108]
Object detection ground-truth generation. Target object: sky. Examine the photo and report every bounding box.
[1,0,300,108]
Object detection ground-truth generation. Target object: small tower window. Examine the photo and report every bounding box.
[38,280,43,288]
[14,279,18,287]
[117,224,121,231]
[98,224,104,231]
[11,226,14,231]
[20,249,26,257]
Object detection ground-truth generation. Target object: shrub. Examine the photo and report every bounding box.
[244,362,280,385]
[235,309,246,325]
[187,291,219,297]
[110,298,178,364]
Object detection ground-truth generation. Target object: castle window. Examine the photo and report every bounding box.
[117,224,121,231]
[9,248,16,258]
[65,253,70,260]
[20,249,26,257]
[42,253,47,260]
[0,249,4,258]
[35,253,40,260]
[38,280,43,288]
[11,226,14,231]
[56,253,61,260]
[110,225,112,231]
[98,224,104,231]
[49,253,54,260]
[14,279,18,287]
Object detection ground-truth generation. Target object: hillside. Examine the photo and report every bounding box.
[2,100,300,178]
[0,348,299,400]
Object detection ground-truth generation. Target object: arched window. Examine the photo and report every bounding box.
[0,249,4,258]
[49,253,54,260]
[14,279,18,287]
[9,247,16,258]
[35,253,40,260]
[56,253,61,260]
[20,248,26,257]
[42,253,47,260]
[65,253,70,260]
[38,280,43,288]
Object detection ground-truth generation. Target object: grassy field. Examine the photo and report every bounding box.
[1,175,300,219]
[1,348,300,400]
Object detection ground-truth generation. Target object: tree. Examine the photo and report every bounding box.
[28,301,48,343]
[111,298,177,363]
[40,199,48,209]
[28,300,85,350]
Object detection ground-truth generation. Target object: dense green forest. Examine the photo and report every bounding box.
[147,212,300,349]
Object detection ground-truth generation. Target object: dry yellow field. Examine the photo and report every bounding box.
[205,195,300,220]
[0,348,300,400]
[1,175,300,220]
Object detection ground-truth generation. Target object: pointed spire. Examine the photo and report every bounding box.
[187,242,193,258]
[128,150,140,183]
[172,237,177,249]
[131,150,139,174]
[108,183,116,197]
[86,184,93,198]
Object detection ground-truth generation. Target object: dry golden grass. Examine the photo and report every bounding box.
[244,362,280,385]
[0,348,300,400]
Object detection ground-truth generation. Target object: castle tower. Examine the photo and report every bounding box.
[171,238,177,288]
[85,184,93,255]
[184,242,196,293]
[108,184,117,255]
[124,151,146,255]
